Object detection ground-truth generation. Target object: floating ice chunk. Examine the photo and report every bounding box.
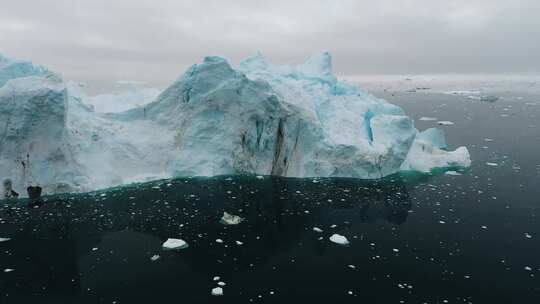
[417,128,447,149]
[437,121,455,126]
[217,281,226,286]
[329,234,349,246]
[162,238,189,250]
[211,287,224,296]
[486,162,498,167]
[150,255,160,261]
[4,268,14,273]
[401,128,470,173]
[235,240,243,245]
[313,227,323,233]
[480,95,499,102]
[0,237,11,242]
[445,171,462,176]
[213,276,220,281]
[220,212,244,225]
[419,117,437,121]
[215,239,224,243]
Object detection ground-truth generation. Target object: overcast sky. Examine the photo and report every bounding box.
[1,0,539,90]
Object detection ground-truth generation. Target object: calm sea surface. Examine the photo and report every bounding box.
[1,91,540,303]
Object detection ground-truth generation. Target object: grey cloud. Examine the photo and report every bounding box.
[1,0,539,91]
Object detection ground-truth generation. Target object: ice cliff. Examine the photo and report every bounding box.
[0,53,470,194]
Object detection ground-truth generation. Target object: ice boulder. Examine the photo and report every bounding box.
[0,68,85,193]
[148,52,467,178]
[0,54,50,88]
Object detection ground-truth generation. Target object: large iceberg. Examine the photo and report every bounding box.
[0,52,470,194]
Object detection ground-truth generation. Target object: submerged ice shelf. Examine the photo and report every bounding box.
[0,52,470,194]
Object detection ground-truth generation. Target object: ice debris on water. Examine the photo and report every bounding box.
[220,212,244,225]
[313,227,323,233]
[162,238,189,250]
[150,255,160,261]
[419,117,437,121]
[4,268,14,273]
[0,237,11,242]
[329,234,350,246]
[437,121,455,126]
[211,287,224,296]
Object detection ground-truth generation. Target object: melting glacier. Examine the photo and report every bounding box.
[0,52,470,195]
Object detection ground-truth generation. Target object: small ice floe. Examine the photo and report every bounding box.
[392,248,400,253]
[486,162,498,167]
[150,255,160,261]
[348,265,356,269]
[525,266,532,271]
[220,212,244,225]
[217,281,226,286]
[481,226,488,229]
[213,276,220,281]
[419,117,437,121]
[312,227,323,233]
[525,233,532,239]
[4,268,14,273]
[92,247,98,251]
[162,238,189,250]
[437,121,455,126]
[329,234,350,246]
[480,95,499,103]
[211,287,224,296]
[215,239,224,243]
[445,171,462,176]
[235,240,243,245]
[0,237,11,242]
[256,175,264,179]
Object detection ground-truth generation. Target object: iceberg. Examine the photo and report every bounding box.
[0,52,471,195]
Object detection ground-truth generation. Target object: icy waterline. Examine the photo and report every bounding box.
[0,52,471,195]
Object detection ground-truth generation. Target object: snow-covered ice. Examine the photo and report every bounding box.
[329,234,350,246]
[0,52,471,194]
[437,121,455,126]
[220,212,244,225]
[162,238,188,250]
[211,287,224,296]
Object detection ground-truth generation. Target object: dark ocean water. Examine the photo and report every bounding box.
[1,92,539,303]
